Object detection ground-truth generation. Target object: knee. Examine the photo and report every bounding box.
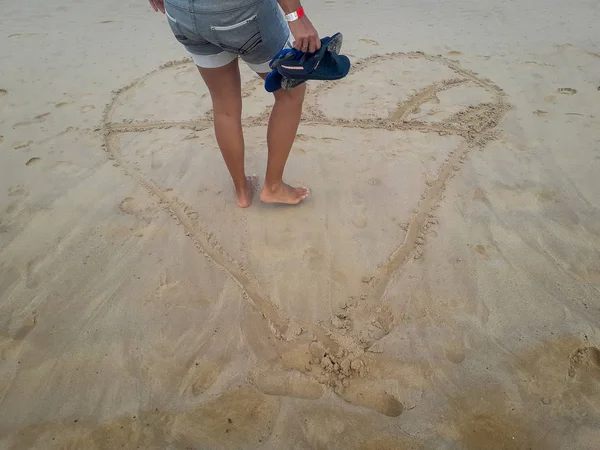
[211,95,242,119]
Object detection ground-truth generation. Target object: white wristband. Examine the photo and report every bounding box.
[284,7,305,22]
[285,11,299,21]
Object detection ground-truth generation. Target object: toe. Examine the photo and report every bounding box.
[295,187,309,203]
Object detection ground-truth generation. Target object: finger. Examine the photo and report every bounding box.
[301,38,310,52]
[294,37,305,51]
[314,36,322,51]
[149,0,158,12]
[157,2,166,13]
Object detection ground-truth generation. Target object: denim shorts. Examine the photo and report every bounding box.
[164,0,292,73]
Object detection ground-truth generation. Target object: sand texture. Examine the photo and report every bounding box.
[1,0,600,449]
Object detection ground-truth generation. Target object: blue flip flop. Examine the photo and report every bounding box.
[264,33,346,92]
[275,33,350,84]
[264,48,305,92]
[264,69,284,93]
[264,64,307,92]
[268,47,296,70]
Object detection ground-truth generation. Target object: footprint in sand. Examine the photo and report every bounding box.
[25,157,41,166]
[352,216,368,229]
[359,39,380,46]
[182,133,199,141]
[8,33,40,39]
[252,370,325,400]
[445,337,468,364]
[0,310,38,360]
[320,137,340,143]
[8,185,29,197]
[116,197,154,225]
[154,272,180,298]
[25,257,44,289]
[66,92,94,100]
[14,113,51,128]
[53,160,86,176]
[557,87,577,95]
[338,380,404,417]
[14,141,33,150]
[150,150,164,169]
[80,105,96,113]
[568,346,600,381]
[13,311,38,340]
[118,197,138,215]
[474,244,490,260]
[190,360,222,396]
[522,60,554,67]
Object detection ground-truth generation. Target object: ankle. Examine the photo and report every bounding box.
[233,179,247,195]
[263,180,283,192]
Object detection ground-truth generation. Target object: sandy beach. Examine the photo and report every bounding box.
[1,0,600,448]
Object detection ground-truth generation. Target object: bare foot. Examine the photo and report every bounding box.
[236,175,258,208]
[260,182,309,205]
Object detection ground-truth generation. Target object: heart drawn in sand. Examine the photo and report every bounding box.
[102,52,507,416]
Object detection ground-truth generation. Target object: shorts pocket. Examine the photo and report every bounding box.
[166,11,188,44]
[210,15,263,55]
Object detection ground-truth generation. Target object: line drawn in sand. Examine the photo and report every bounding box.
[101,52,508,415]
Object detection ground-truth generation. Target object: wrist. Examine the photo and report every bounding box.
[278,0,301,13]
[284,6,305,22]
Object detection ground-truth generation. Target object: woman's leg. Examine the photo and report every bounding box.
[257,74,309,205]
[197,58,257,208]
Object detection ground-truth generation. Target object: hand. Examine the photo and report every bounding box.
[288,16,321,53]
[149,0,165,13]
